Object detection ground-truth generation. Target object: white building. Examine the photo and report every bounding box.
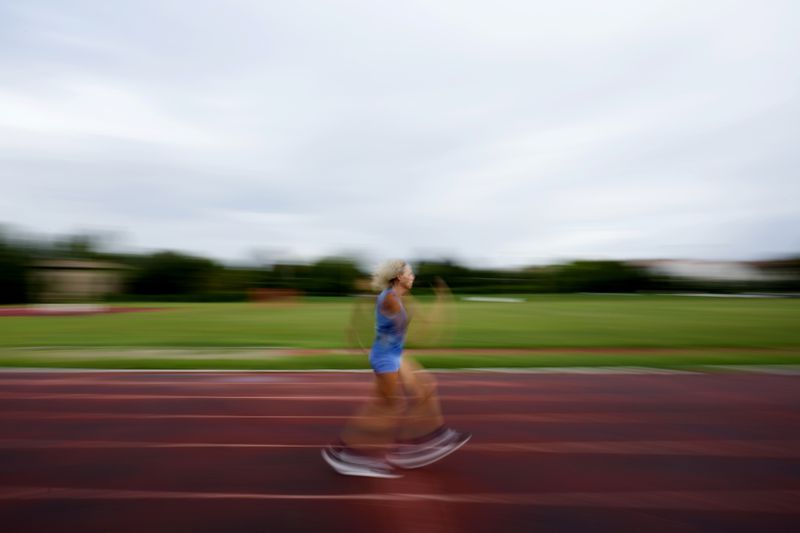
[629,260,778,282]
[32,260,129,302]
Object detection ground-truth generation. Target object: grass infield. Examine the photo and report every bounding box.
[1,295,797,369]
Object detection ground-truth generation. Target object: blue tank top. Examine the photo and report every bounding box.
[371,288,409,356]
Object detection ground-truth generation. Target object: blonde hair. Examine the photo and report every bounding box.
[371,259,408,292]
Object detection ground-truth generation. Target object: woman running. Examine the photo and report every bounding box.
[322,259,470,478]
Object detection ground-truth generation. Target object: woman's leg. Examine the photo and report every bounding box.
[396,356,445,441]
[385,357,471,470]
[340,370,404,452]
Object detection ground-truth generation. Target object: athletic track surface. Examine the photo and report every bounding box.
[0,369,798,532]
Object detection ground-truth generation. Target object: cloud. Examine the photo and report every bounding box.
[1,0,798,266]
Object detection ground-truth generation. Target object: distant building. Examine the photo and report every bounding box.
[629,259,779,282]
[31,260,129,302]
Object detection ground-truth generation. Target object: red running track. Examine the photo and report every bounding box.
[0,370,798,533]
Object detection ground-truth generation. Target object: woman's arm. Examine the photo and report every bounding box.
[407,277,455,347]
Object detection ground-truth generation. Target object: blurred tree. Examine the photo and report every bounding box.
[207,266,261,292]
[415,260,472,290]
[127,251,219,295]
[0,235,32,304]
[552,261,653,293]
[51,235,99,259]
[753,256,800,292]
[306,257,364,295]
[256,258,365,295]
[49,231,121,260]
[259,263,312,290]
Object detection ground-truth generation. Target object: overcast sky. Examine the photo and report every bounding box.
[1,1,798,268]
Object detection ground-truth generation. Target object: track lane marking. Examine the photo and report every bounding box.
[0,486,797,513]
[0,438,798,457]
[2,411,797,424]
[0,392,772,404]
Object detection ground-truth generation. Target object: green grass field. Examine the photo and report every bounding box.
[1,295,798,369]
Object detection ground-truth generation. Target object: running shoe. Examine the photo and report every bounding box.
[385,428,471,469]
[321,446,402,479]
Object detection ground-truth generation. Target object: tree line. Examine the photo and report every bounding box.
[1,228,798,304]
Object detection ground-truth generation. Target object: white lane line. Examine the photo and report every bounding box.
[1,411,796,425]
[701,365,800,375]
[0,392,740,404]
[0,439,797,457]
[473,440,800,458]
[0,377,529,386]
[0,381,524,391]
[0,367,746,375]
[0,393,366,401]
[475,367,700,374]
[0,486,798,513]
[0,440,316,448]
[0,369,371,374]
[0,412,351,420]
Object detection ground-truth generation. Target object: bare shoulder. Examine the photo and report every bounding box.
[381,291,402,315]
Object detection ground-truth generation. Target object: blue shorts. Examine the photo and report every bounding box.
[369,350,402,374]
